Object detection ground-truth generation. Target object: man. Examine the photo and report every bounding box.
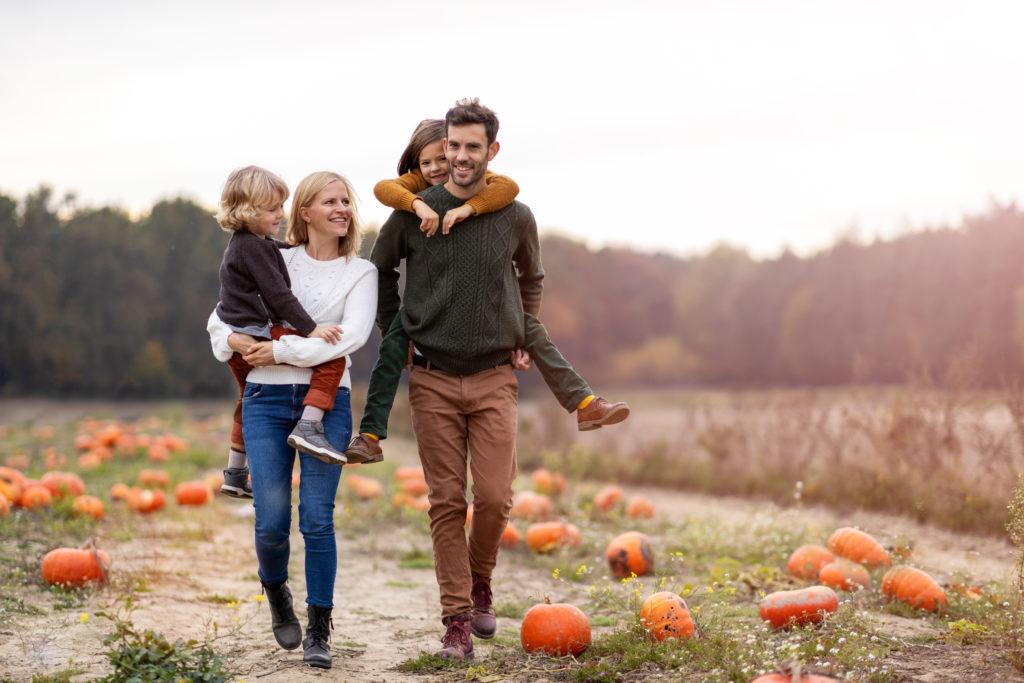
[370,98,541,660]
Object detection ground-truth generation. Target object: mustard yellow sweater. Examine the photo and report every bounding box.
[373,169,519,216]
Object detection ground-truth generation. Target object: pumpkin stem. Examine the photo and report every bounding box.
[543,593,552,605]
[81,536,110,584]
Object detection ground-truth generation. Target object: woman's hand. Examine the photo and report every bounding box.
[242,341,276,367]
[442,204,476,234]
[310,325,343,344]
[413,198,440,237]
[228,332,258,354]
[510,348,532,371]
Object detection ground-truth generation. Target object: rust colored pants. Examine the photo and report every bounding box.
[227,326,346,452]
[408,363,519,620]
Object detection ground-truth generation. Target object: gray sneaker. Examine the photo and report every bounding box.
[287,420,346,465]
[221,467,253,498]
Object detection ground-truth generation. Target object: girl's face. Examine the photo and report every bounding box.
[252,197,285,237]
[417,140,449,186]
[301,181,351,240]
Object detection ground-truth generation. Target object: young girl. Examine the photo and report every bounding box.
[214,166,348,497]
[344,120,629,464]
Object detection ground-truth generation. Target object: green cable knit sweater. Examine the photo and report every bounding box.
[371,183,544,375]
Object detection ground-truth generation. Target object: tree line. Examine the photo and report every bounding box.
[0,186,1020,398]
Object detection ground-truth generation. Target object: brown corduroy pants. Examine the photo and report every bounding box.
[408,364,519,619]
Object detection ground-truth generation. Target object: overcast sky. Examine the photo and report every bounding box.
[2,0,1022,258]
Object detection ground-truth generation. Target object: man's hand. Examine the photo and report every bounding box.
[228,332,258,355]
[510,348,532,371]
[310,325,343,344]
[242,341,276,367]
[413,198,440,237]
[442,205,475,234]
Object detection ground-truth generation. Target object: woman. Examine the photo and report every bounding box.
[207,171,377,669]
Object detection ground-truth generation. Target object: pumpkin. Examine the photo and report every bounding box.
[818,558,870,591]
[351,476,384,500]
[520,600,591,656]
[147,442,170,462]
[606,531,654,578]
[41,543,110,587]
[76,452,103,469]
[625,495,655,519]
[21,484,53,510]
[881,565,946,611]
[786,544,836,579]
[501,522,523,548]
[639,591,695,641]
[526,521,574,553]
[827,527,890,568]
[400,477,429,497]
[759,586,839,629]
[110,482,130,501]
[0,476,22,504]
[126,487,166,513]
[174,481,211,506]
[0,495,9,517]
[408,495,430,512]
[531,469,566,495]
[138,469,170,488]
[395,466,425,481]
[40,471,86,499]
[71,495,105,520]
[593,485,623,512]
[510,491,553,521]
[0,466,27,490]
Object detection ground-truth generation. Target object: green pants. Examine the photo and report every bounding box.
[357,311,592,439]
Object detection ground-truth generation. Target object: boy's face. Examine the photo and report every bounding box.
[251,198,285,238]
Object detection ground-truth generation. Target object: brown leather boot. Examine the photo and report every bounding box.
[435,613,474,661]
[470,573,496,639]
[577,397,630,431]
[343,434,384,464]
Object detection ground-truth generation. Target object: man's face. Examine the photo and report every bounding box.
[444,123,497,191]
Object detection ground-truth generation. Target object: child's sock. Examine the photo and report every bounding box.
[360,433,379,442]
[227,449,247,469]
[302,406,326,422]
[577,395,596,411]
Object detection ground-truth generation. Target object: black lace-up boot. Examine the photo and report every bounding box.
[303,604,333,669]
[261,579,302,650]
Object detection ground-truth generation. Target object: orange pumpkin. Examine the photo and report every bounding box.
[759,586,839,629]
[110,482,130,501]
[71,495,105,520]
[138,469,170,488]
[606,531,654,578]
[530,468,566,495]
[501,522,523,548]
[41,546,110,587]
[0,466,27,490]
[174,481,211,506]
[510,491,553,521]
[827,527,890,568]
[520,601,591,656]
[0,476,22,505]
[0,495,9,517]
[818,558,870,592]
[21,484,53,510]
[882,565,946,611]
[76,452,103,469]
[350,476,384,500]
[786,544,837,579]
[526,521,574,553]
[625,495,655,519]
[395,466,425,481]
[127,487,166,513]
[593,485,623,512]
[639,591,695,641]
[39,471,86,499]
[400,477,429,497]
[147,442,170,462]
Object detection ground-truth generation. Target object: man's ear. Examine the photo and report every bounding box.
[487,140,500,161]
[443,138,448,154]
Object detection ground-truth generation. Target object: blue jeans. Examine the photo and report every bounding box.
[242,382,350,607]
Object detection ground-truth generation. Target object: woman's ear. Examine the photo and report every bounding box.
[299,206,310,224]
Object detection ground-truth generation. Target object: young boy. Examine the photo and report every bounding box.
[215,166,348,497]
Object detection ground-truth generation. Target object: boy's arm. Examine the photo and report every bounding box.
[373,169,429,213]
[243,240,317,336]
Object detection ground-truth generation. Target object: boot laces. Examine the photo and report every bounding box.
[471,576,492,610]
[442,616,471,649]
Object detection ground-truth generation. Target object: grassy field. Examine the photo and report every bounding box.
[0,390,1023,681]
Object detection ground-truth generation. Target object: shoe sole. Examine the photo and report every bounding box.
[288,435,347,465]
[578,405,631,431]
[470,625,495,639]
[343,449,384,465]
[436,650,474,661]
[220,485,253,499]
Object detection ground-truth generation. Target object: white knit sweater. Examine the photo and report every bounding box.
[207,246,378,388]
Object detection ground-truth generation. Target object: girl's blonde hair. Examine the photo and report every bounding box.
[287,171,362,258]
[216,165,288,232]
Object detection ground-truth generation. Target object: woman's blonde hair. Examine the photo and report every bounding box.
[287,171,362,258]
[216,165,288,232]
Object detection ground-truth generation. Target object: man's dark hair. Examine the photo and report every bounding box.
[444,97,499,146]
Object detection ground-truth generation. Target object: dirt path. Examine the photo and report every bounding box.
[1,434,1022,681]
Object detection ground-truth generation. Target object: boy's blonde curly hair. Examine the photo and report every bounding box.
[216,165,288,233]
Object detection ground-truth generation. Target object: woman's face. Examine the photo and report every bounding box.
[302,180,351,240]
[417,140,449,186]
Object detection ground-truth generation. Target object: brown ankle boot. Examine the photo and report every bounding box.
[470,574,496,639]
[435,613,474,661]
[577,397,630,431]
